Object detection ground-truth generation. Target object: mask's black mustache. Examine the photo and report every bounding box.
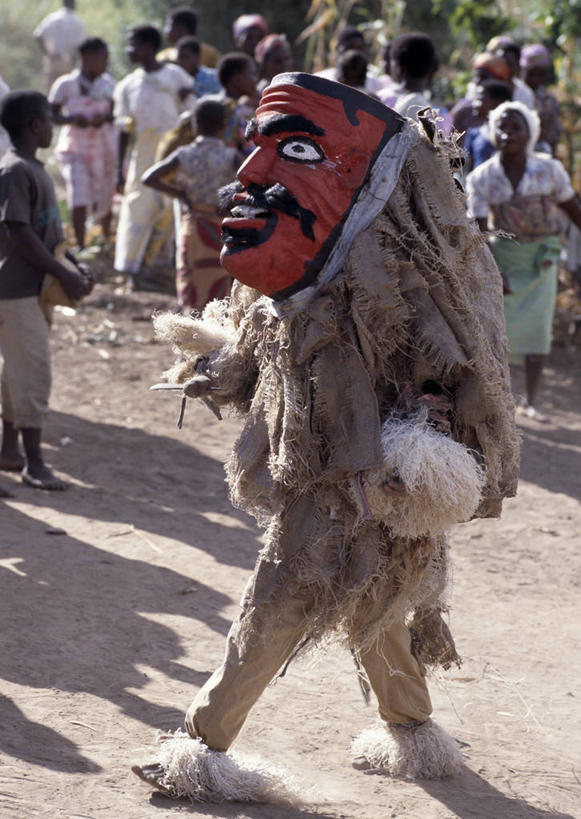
[218,181,317,242]
[217,181,243,214]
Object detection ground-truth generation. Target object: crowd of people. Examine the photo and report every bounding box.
[1,3,580,804]
[0,1,581,495]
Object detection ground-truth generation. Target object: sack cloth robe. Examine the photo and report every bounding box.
[157,122,520,750]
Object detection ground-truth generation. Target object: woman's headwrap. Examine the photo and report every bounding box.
[232,14,268,41]
[489,100,541,154]
[520,43,551,70]
[486,35,519,53]
[472,52,510,81]
[254,33,288,66]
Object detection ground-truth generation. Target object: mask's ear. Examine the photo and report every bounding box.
[339,150,370,190]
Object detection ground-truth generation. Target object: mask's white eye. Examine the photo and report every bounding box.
[277,136,324,163]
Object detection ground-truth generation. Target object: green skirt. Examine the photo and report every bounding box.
[490,235,561,362]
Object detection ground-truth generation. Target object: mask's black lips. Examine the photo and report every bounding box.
[221,211,279,253]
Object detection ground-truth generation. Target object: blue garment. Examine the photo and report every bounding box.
[193,66,221,98]
[464,126,495,170]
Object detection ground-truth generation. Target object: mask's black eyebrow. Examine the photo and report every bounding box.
[253,114,325,137]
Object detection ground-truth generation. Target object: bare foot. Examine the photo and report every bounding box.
[131,763,175,796]
[22,463,67,491]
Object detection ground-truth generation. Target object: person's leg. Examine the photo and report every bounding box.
[99,209,112,241]
[0,420,25,471]
[0,302,26,471]
[185,555,313,751]
[351,599,461,778]
[133,551,314,796]
[20,427,65,489]
[72,205,87,250]
[524,353,547,408]
[358,622,432,726]
[0,298,64,490]
[59,153,89,250]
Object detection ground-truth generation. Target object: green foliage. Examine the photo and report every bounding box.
[448,0,515,51]
[0,0,143,91]
[542,0,581,42]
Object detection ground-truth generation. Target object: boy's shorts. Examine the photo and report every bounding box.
[0,296,51,429]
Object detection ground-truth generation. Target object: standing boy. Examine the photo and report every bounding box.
[159,7,220,70]
[113,25,191,289]
[463,80,512,172]
[49,37,117,250]
[175,37,221,99]
[0,91,92,490]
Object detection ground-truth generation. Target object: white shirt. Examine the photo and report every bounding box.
[393,91,430,121]
[49,69,116,154]
[33,8,86,57]
[113,64,192,134]
[512,77,536,109]
[49,68,116,106]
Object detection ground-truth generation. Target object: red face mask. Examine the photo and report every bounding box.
[220,73,402,299]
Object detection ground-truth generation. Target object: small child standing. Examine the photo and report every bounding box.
[0,91,92,490]
[142,99,239,311]
[175,37,221,98]
[463,80,512,173]
[49,37,117,250]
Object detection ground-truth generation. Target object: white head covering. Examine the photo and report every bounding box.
[489,100,540,154]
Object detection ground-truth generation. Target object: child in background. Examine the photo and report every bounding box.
[142,99,239,311]
[337,49,370,91]
[156,52,257,161]
[49,37,116,250]
[0,91,93,490]
[463,80,512,172]
[175,36,221,98]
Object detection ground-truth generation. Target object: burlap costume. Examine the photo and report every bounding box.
[146,108,519,798]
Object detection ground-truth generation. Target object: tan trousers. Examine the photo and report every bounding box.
[186,554,432,751]
[0,297,51,429]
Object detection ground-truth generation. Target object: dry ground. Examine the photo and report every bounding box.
[1,280,580,819]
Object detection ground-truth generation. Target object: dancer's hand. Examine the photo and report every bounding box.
[183,375,213,398]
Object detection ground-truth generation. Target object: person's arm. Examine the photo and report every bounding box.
[34,33,47,55]
[49,100,89,127]
[90,101,114,128]
[141,154,189,204]
[5,222,91,301]
[559,195,581,232]
[178,86,195,103]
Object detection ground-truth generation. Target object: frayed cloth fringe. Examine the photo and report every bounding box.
[351,719,463,780]
[137,730,301,803]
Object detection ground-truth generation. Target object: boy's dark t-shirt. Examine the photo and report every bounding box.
[0,147,64,299]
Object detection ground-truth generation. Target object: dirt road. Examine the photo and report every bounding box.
[1,284,580,818]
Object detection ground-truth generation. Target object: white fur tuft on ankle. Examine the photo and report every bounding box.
[350,719,463,779]
[134,729,299,803]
